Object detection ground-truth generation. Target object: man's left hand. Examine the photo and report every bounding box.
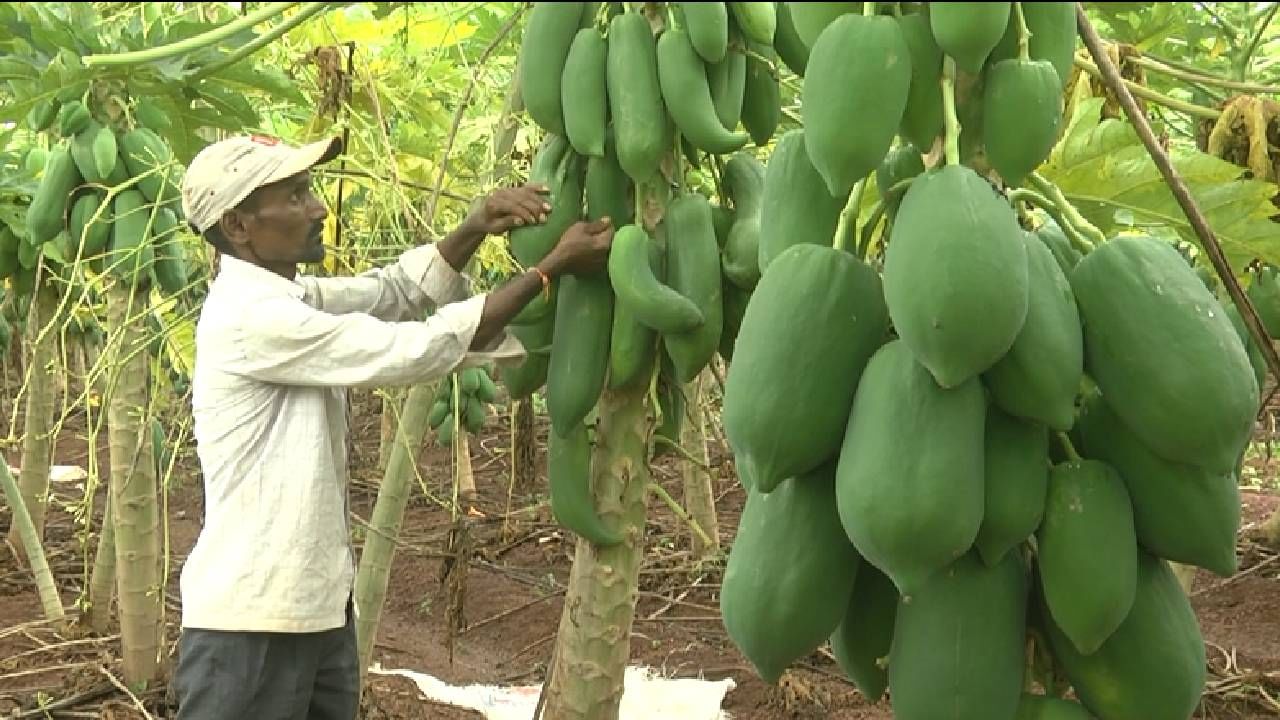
[465,184,553,236]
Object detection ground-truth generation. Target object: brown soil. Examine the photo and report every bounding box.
[2,386,1280,719]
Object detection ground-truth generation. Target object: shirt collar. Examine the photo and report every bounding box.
[214,253,306,300]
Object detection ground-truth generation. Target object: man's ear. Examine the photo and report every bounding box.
[218,209,253,250]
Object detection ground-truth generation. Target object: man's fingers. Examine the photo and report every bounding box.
[517,196,549,223]
[499,196,539,226]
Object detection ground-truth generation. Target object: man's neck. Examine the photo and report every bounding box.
[221,248,298,281]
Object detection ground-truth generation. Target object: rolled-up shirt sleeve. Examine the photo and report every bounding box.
[296,244,472,322]
[229,293,519,388]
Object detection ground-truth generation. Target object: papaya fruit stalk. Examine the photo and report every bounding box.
[1005,188,1095,255]
[1013,2,1031,62]
[84,2,301,67]
[832,176,868,253]
[941,56,962,166]
[1027,172,1106,246]
[191,2,335,81]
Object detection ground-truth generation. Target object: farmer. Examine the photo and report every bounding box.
[171,133,613,719]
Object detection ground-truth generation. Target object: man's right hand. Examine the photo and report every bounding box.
[538,218,615,277]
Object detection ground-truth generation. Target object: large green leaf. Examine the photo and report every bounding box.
[1040,97,1280,274]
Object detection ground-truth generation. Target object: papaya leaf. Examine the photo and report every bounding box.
[206,63,308,107]
[1039,97,1280,275]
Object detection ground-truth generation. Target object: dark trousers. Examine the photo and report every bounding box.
[173,601,359,720]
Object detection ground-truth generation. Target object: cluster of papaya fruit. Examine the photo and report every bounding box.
[505,2,797,546]
[5,94,190,314]
[428,366,499,446]
[719,3,1259,719]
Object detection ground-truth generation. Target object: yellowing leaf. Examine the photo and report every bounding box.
[409,17,476,47]
[1041,97,1280,275]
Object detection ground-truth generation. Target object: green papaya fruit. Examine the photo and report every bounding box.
[717,279,751,362]
[1077,390,1241,578]
[929,2,1011,74]
[608,228,663,390]
[983,231,1083,432]
[1247,263,1280,337]
[608,12,668,183]
[759,130,845,273]
[883,164,1029,389]
[518,2,585,135]
[1069,234,1257,475]
[835,339,986,598]
[896,12,944,152]
[974,406,1048,568]
[69,190,111,257]
[1041,550,1206,720]
[561,28,609,158]
[585,133,634,226]
[27,144,83,247]
[547,272,613,437]
[984,58,1063,185]
[509,135,585,268]
[740,39,780,146]
[989,1,1078,88]
[663,193,724,384]
[1037,459,1137,656]
[887,550,1028,720]
[725,245,889,495]
[829,558,897,702]
[874,142,925,218]
[729,2,776,45]
[787,2,857,48]
[773,2,809,75]
[803,14,911,198]
[502,306,556,399]
[57,101,91,137]
[1033,212,1083,275]
[607,224,704,333]
[1226,302,1267,397]
[657,27,750,154]
[0,228,18,280]
[707,41,747,130]
[681,1,729,63]
[720,462,861,685]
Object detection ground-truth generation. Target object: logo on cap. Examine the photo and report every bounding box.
[250,134,281,146]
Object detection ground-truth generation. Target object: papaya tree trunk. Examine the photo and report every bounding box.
[541,385,652,719]
[354,380,437,681]
[1258,506,1280,548]
[106,283,164,686]
[457,430,477,500]
[7,284,60,559]
[0,460,64,623]
[681,374,719,561]
[513,399,537,495]
[88,490,117,633]
[376,388,403,472]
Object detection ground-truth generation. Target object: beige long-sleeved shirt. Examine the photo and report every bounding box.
[180,244,523,633]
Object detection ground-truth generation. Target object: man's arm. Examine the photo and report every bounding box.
[297,184,553,321]
[233,218,615,386]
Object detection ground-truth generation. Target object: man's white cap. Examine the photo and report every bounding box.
[181,134,343,233]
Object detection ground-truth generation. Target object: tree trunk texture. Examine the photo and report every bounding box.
[88,490,117,633]
[7,285,60,559]
[513,399,537,495]
[680,373,719,561]
[541,386,651,720]
[354,381,436,681]
[106,283,165,687]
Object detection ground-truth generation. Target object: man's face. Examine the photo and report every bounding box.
[232,170,328,266]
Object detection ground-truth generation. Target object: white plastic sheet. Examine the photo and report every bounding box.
[367,664,736,720]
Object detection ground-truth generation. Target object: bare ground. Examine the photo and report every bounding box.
[1,386,1279,719]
